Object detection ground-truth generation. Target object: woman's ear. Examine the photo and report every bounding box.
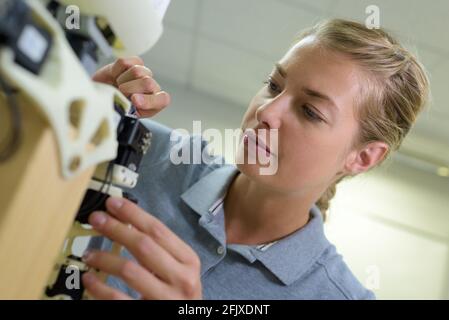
[344,141,389,175]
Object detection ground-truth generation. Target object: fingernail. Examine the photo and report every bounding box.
[133,94,145,106]
[108,197,124,211]
[90,211,107,227]
[82,250,92,263]
[157,91,170,105]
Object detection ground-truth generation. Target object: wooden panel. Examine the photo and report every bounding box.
[0,97,95,299]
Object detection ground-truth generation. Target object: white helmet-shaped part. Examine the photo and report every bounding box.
[58,0,169,56]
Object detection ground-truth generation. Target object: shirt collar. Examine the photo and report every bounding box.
[180,165,331,286]
[180,165,238,218]
[251,205,330,285]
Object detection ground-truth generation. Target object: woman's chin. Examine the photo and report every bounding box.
[235,161,279,181]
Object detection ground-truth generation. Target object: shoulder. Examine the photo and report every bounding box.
[312,245,376,300]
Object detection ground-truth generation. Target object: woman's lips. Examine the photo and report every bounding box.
[243,133,271,157]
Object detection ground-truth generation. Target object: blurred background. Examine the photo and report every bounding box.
[132,0,449,299]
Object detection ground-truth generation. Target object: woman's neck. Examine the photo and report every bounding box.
[223,172,319,245]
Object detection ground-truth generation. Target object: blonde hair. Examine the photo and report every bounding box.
[297,19,430,220]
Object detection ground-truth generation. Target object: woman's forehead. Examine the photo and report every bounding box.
[277,37,363,115]
[280,36,342,69]
[280,35,320,63]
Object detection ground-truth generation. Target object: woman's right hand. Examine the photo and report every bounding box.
[92,56,170,118]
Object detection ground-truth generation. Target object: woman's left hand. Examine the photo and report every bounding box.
[81,197,202,300]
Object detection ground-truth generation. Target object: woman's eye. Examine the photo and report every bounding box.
[261,78,324,123]
[263,78,280,94]
[302,105,323,122]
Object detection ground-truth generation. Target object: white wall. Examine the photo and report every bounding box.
[325,162,449,299]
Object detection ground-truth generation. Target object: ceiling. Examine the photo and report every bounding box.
[142,0,449,166]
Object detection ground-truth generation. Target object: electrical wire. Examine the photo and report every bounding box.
[77,159,114,218]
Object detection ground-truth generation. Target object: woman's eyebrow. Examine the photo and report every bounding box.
[275,63,287,78]
[275,62,339,113]
[303,87,339,112]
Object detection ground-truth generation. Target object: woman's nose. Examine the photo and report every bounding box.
[255,97,288,130]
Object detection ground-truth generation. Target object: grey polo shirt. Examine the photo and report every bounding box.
[89,119,375,300]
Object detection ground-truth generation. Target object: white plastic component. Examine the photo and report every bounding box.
[88,179,123,197]
[110,164,139,188]
[59,0,169,56]
[94,163,139,188]
[0,0,131,179]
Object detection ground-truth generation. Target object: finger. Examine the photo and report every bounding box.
[136,109,162,118]
[116,65,153,86]
[92,64,114,85]
[82,272,132,300]
[105,197,198,265]
[118,77,161,97]
[131,91,170,113]
[82,250,173,299]
[110,56,144,85]
[88,210,185,284]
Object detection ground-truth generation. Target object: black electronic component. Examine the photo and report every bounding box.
[47,0,100,75]
[0,0,51,162]
[75,188,108,224]
[65,33,99,76]
[76,188,138,224]
[115,115,152,173]
[45,255,87,300]
[0,0,52,75]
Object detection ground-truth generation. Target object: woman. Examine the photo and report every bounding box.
[83,19,429,299]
